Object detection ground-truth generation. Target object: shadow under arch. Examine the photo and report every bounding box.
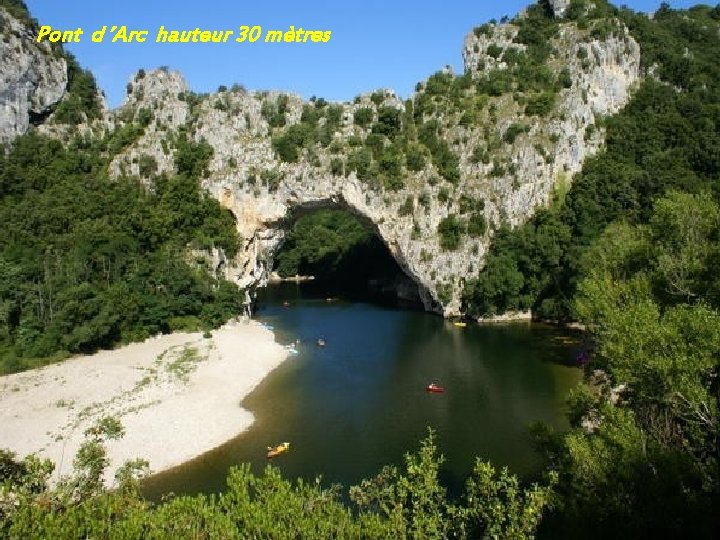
[264,200,439,312]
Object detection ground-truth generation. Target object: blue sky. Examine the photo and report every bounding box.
[25,0,706,108]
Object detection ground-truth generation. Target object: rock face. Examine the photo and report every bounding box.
[549,0,569,18]
[107,18,640,316]
[0,8,67,145]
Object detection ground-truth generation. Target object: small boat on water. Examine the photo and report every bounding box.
[267,442,290,459]
[426,383,445,393]
[453,321,467,328]
[316,338,326,347]
[286,340,300,354]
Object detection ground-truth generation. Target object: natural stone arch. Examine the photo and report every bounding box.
[101,18,641,317]
[215,177,443,314]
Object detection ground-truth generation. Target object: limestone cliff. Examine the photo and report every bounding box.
[106,16,639,315]
[1,4,642,317]
[0,7,67,145]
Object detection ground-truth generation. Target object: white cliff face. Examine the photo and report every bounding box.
[107,19,640,317]
[0,8,67,145]
[107,69,190,178]
[461,22,641,228]
[550,0,570,18]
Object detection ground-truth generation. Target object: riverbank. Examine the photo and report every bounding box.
[0,319,289,484]
[268,272,315,283]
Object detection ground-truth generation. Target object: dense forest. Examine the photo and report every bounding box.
[1,0,719,538]
[0,130,241,374]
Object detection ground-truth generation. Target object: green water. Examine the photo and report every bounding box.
[142,283,582,499]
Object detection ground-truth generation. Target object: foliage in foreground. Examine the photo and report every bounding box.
[0,430,555,539]
[536,191,720,539]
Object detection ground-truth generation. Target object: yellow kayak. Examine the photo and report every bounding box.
[266,442,290,459]
[453,322,467,328]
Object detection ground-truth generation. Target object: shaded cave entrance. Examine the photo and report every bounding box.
[267,206,426,311]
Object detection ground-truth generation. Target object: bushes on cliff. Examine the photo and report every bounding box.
[438,214,465,250]
[0,0,36,30]
[52,54,103,125]
[464,4,720,321]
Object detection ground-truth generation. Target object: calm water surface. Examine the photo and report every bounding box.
[142,283,582,499]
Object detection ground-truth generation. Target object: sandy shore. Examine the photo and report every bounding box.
[0,319,289,484]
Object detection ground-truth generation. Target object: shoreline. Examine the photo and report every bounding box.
[0,318,290,484]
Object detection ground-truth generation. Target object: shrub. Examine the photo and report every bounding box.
[272,123,315,162]
[406,145,427,172]
[354,107,374,128]
[398,196,414,217]
[438,214,464,250]
[330,157,344,176]
[372,106,402,138]
[525,92,556,116]
[503,122,529,144]
[487,43,504,59]
[467,212,487,237]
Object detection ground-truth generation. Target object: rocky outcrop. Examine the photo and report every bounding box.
[549,0,569,18]
[477,310,532,323]
[107,69,189,177]
[0,8,67,146]
[107,17,640,317]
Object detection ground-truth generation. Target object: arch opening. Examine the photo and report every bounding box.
[267,205,428,311]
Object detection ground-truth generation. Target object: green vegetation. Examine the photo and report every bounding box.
[164,345,206,383]
[353,107,373,127]
[0,0,37,30]
[512,0,559,63]
[274,210,374,279]
[537,191,720,538]
[3,1,719,537]
[271,99,342,165]
[417,119,460,183]
[437,215,464,250]
[272,206,420,294]
[0,131,241,373]
[264,0,568,192]
[52,54,103,125]
[462,5,720,534]
[261,94,289,128]
[1,0,102,125]
[1,429,554,539]
[438,197,488,250]
[465,3,720,321]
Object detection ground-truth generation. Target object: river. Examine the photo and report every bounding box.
[142,282,582,500]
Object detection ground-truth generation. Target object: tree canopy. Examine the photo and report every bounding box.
[0,131,241,373]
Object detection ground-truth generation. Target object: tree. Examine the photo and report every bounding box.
[549,190,720,538]
[437,214,464,250]
[353,107,373,128]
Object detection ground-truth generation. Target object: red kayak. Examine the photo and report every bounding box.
[426,383,445,393]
